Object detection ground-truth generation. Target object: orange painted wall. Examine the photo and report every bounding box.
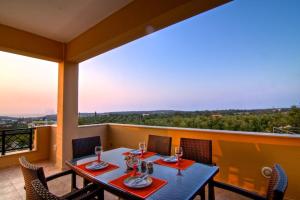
[49,124,108,168]
[108,123,300,200]
[0,126,51,169]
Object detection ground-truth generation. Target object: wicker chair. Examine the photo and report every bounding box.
[31,179,101,200]
[180,138,213,200]
[147,135,172,156]
[72,136,101,186]
[180,138,212,164]
[72,136,101,159]
[213,164,288,200]
[19,156,103,200]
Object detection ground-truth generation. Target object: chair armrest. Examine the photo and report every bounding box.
[73,187,101,200]
[62,183,101,200]
[45,169,74,182]
[213,181,266,200]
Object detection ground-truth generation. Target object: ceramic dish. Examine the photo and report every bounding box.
[123,174,153,188]
[85,161,109,170]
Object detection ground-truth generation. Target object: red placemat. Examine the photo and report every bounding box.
[75,161,119,177]
[109,173,167,199]
[154,159,195,170]
[122,151,156,159]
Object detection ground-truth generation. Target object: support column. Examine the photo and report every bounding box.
[56,61,78,168]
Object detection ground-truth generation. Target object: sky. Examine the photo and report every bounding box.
[0,52,57,116]
[1,0,300,116]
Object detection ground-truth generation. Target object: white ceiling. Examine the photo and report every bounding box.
[0,0,133,42]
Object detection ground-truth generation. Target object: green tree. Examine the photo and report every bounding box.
[288,106,300,127]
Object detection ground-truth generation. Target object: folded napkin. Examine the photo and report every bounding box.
[86,161,108,170]
[127,174,149,187]
[164,156,177,162]
[130,149,142,155]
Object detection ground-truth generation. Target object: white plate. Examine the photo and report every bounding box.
[163,156,178,163]
[85,161,109,170]
[123,175,153,189]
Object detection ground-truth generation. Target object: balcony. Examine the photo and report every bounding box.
[0,1,299,199]
[0,124,299,199]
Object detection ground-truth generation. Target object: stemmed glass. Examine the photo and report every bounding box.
[139,141,146,158]
[175,146,183,166]
[95,146,102,162]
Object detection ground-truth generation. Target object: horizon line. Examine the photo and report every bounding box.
[0,106,296,118]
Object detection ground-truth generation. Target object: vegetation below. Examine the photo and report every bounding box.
[79,106,300,134]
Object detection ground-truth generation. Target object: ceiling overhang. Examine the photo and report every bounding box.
[0,0,133,43]
[0,24,64,62]
[0,0,232,63]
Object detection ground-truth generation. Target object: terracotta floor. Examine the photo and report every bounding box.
[0,160,249,200]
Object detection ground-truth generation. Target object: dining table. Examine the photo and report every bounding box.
[66,147,219,200]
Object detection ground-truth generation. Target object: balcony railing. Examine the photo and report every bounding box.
[0,128,34,155]
[273,126,300,134]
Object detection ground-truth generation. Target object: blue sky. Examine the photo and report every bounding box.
[79,0,300,112]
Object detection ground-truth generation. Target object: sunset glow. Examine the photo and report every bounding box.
[0,51,57,116]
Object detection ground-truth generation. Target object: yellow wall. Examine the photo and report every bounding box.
[77,124,109,150]
[0,124,107,169]
[0,126,51,169]
[49,125,58,163]
[56,61,79,168]
[108,123,300,200]
[49,124,108,168]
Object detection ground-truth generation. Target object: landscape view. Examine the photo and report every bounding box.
[0,0,299,134]
[1,106,300,134]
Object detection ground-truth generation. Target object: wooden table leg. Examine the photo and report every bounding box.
[200,187,206,200]
[208,180,215,200]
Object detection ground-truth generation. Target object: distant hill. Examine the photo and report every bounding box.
[0,116,19,120]
[102,110,183,115]
[0,107,292,120]
[0,115,57,121]
[97,108,291,115]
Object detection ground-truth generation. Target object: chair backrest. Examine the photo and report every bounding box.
[180,138,212,164]
[31,179,60,200]
[19,156,48,200]
[72,136,101,159]
[147,135,172,156]
[266,164,288,200]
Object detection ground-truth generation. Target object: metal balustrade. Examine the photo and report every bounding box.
[0,128,34,155]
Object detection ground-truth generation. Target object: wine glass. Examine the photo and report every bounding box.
[175,146,183,166]
[139,141,146,158]
[95,146,102,162]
